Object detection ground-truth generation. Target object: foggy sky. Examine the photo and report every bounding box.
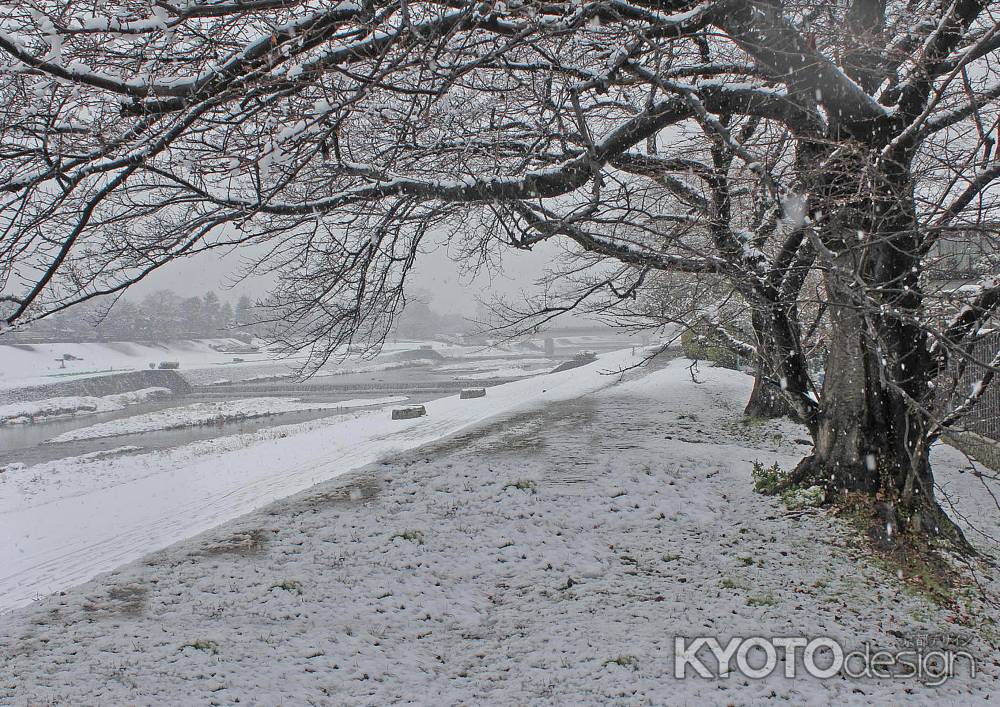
[124,237,558,316]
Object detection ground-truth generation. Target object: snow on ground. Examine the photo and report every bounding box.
[434,357,554,372]
[454,365,551,380]
[0,349,643,611]
[0,337,563,391]
[1,447,144,509]
[435,358,557,380]
[0,387,171,425]
[0,339,268,390]
[43,396,407,444]
[311,359,440,378]
[1,358,996,704]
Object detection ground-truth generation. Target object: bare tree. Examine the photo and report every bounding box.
[1,0,998,542]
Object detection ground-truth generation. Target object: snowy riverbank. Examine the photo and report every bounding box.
[0,387,170,425]
[42,396,407,444]
[1,358,997,704]
[0,348,644,610]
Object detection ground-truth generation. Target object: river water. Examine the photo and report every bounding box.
[0,363,543,468]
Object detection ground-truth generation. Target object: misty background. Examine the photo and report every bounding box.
[9,237,594,343]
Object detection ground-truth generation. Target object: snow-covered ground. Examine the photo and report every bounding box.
[436,357,556,380]
[0,335,629,392]
[43,396,407,443]
[1,358,996,704]
[0,387,170,425]
[0,349,643,611]
[0,339,266,390]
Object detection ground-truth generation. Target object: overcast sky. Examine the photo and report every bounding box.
[124,236,559,317]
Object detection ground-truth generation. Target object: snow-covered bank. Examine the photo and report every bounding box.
[0,348,642,611]
[0,387,170,425]
[1,358,995,705]
[0,339,265,391]
[43,396,407,443]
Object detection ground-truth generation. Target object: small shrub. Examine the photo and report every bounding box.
[747,593,778,607]
[751,460,787,496]
[719,577,750,590]
[680,328,706,360]
[680,327,741,369]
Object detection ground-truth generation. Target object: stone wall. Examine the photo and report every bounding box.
[0,370,191,405]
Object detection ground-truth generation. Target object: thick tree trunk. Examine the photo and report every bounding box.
[790,267,965,547]
[742,307,808,421]
[744,370,792,419]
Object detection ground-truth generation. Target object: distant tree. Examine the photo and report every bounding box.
[201,291,223,334]
[234,296,254,326]
[218,300,235,331]
[143,291,184,340]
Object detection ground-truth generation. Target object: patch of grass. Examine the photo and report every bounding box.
[391,530,425,544]
[832,493,962,609]
[199,528,267,556]
[747,593,778,607]
[504,479,538,494]
[751,460,788,496]
[738,556,754,567]
[603,655,640,671]
[781,485,825,510]
[181,639,219,654]
[751,461,826,511]
[270,579,303,594]
[719,577,750,590]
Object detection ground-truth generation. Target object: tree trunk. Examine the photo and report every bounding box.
[742,307,807,420]
[790,266,965,547]
[744,370,792,419]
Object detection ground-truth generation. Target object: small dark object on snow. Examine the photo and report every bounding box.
[392,405,426,420]
[460,388,486,399]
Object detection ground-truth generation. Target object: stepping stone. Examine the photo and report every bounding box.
[392,405,427,420]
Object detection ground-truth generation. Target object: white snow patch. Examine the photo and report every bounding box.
[44,396,406,443]
[0,388,170,425]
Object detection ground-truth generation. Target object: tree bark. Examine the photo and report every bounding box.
[790,254,966,547]
[745,369,793,419]
[743,304,810,421]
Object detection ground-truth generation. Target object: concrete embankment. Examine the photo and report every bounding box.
[0,370,191,405]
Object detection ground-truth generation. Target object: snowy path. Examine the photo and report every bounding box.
[1,358,996,704]
[0,349,642,611]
